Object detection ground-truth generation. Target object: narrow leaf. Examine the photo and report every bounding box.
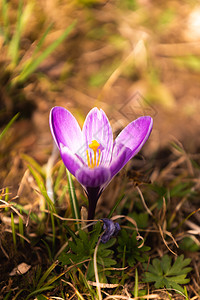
[66,170,80,230]
[18,21,76,83]
[0,113,20,142]
[36,261,58,289]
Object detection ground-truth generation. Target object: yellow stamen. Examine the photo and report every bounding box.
[86,149,91,167]
[97,149,101,166]
[87,140,101,168]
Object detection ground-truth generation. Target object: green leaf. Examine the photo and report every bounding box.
[179,237,200,252]
[25,286,55,300]
[99,249,113,258]
[58,222,117,281]
[117,229,150,267]
[99,237,116,250]
[2,0,10,43]
[8,0,23,66]
[127,256,136,267]
[21,153,45,177]
[0,113,20,142]
[37,295,48,300]
[17,21,76,83]
[152,258,163,275]
[28,165,55,212]
[97,257,116,266]
[162,254,172,274]
[144,272,161,283]
[66,170,80,230]
[37,261,58,289]
[165,280,185,294]
[166,255,191,276]
[78,229,88,244]
[169,274,190,284]
[143,254,192,295]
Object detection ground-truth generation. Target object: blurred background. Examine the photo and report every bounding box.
[1,0,200,189]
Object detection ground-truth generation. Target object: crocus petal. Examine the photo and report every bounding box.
[60,144,83,177]
[110,116,153,178]
[109,146,133,178]
[50,107,83,153]
[82,108,113,167]
[75,166,111,188]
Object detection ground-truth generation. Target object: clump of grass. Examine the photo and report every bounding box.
[0,0,76,125]
[1,141,199,299]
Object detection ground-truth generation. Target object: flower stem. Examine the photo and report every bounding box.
[86,187,101,231]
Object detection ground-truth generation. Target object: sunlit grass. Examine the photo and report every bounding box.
[1,143,199,298]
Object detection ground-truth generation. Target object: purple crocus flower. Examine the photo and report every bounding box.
[49,107,153,220]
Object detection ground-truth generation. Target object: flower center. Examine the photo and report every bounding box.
[86,140,101,168]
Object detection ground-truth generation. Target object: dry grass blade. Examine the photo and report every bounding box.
[93,235,103,300]
[0,238,9,259]
[87,281,119,288]
[42,209,98,222]
[111,215,138,231]
[45,144,58,202]
[157,224,177,256]
[5,229,30,243]
[189,284,200,299]
[136,186,153,217]
[185,219,200,237]
[0,199,24,222]
[111,214,145,247]
[100,44,142,98]
[0,203,12,209]
[103,294,161,300]
[62,280,85,300]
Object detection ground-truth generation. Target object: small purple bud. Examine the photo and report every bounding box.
[101,218,121,243]
[113,222,121,236]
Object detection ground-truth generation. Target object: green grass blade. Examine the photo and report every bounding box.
[17,23,53,80]
[12,289,24,300]
[25,286,55,300]
[121,245,126,285]
[30,23,53,58]
[17,20,76,83]
[11,203,39,223]
[77,268,95,300]
[0,112,20,142]
[50,211,55,253]
[11,212,17,251]
[21,153,45,177]
[4,187,9,212]
[41,239,52,261]
[28,165,56,212]
[19,209,24,247]
[3,291,12,300]
[66,169,80,230]
[184,286,189,300]
[2,0,10,43]
[54,162,66,193]
[134,268,139,298]
[36,261,58,289]
[8,0,23,66]
[107,193,125,218]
